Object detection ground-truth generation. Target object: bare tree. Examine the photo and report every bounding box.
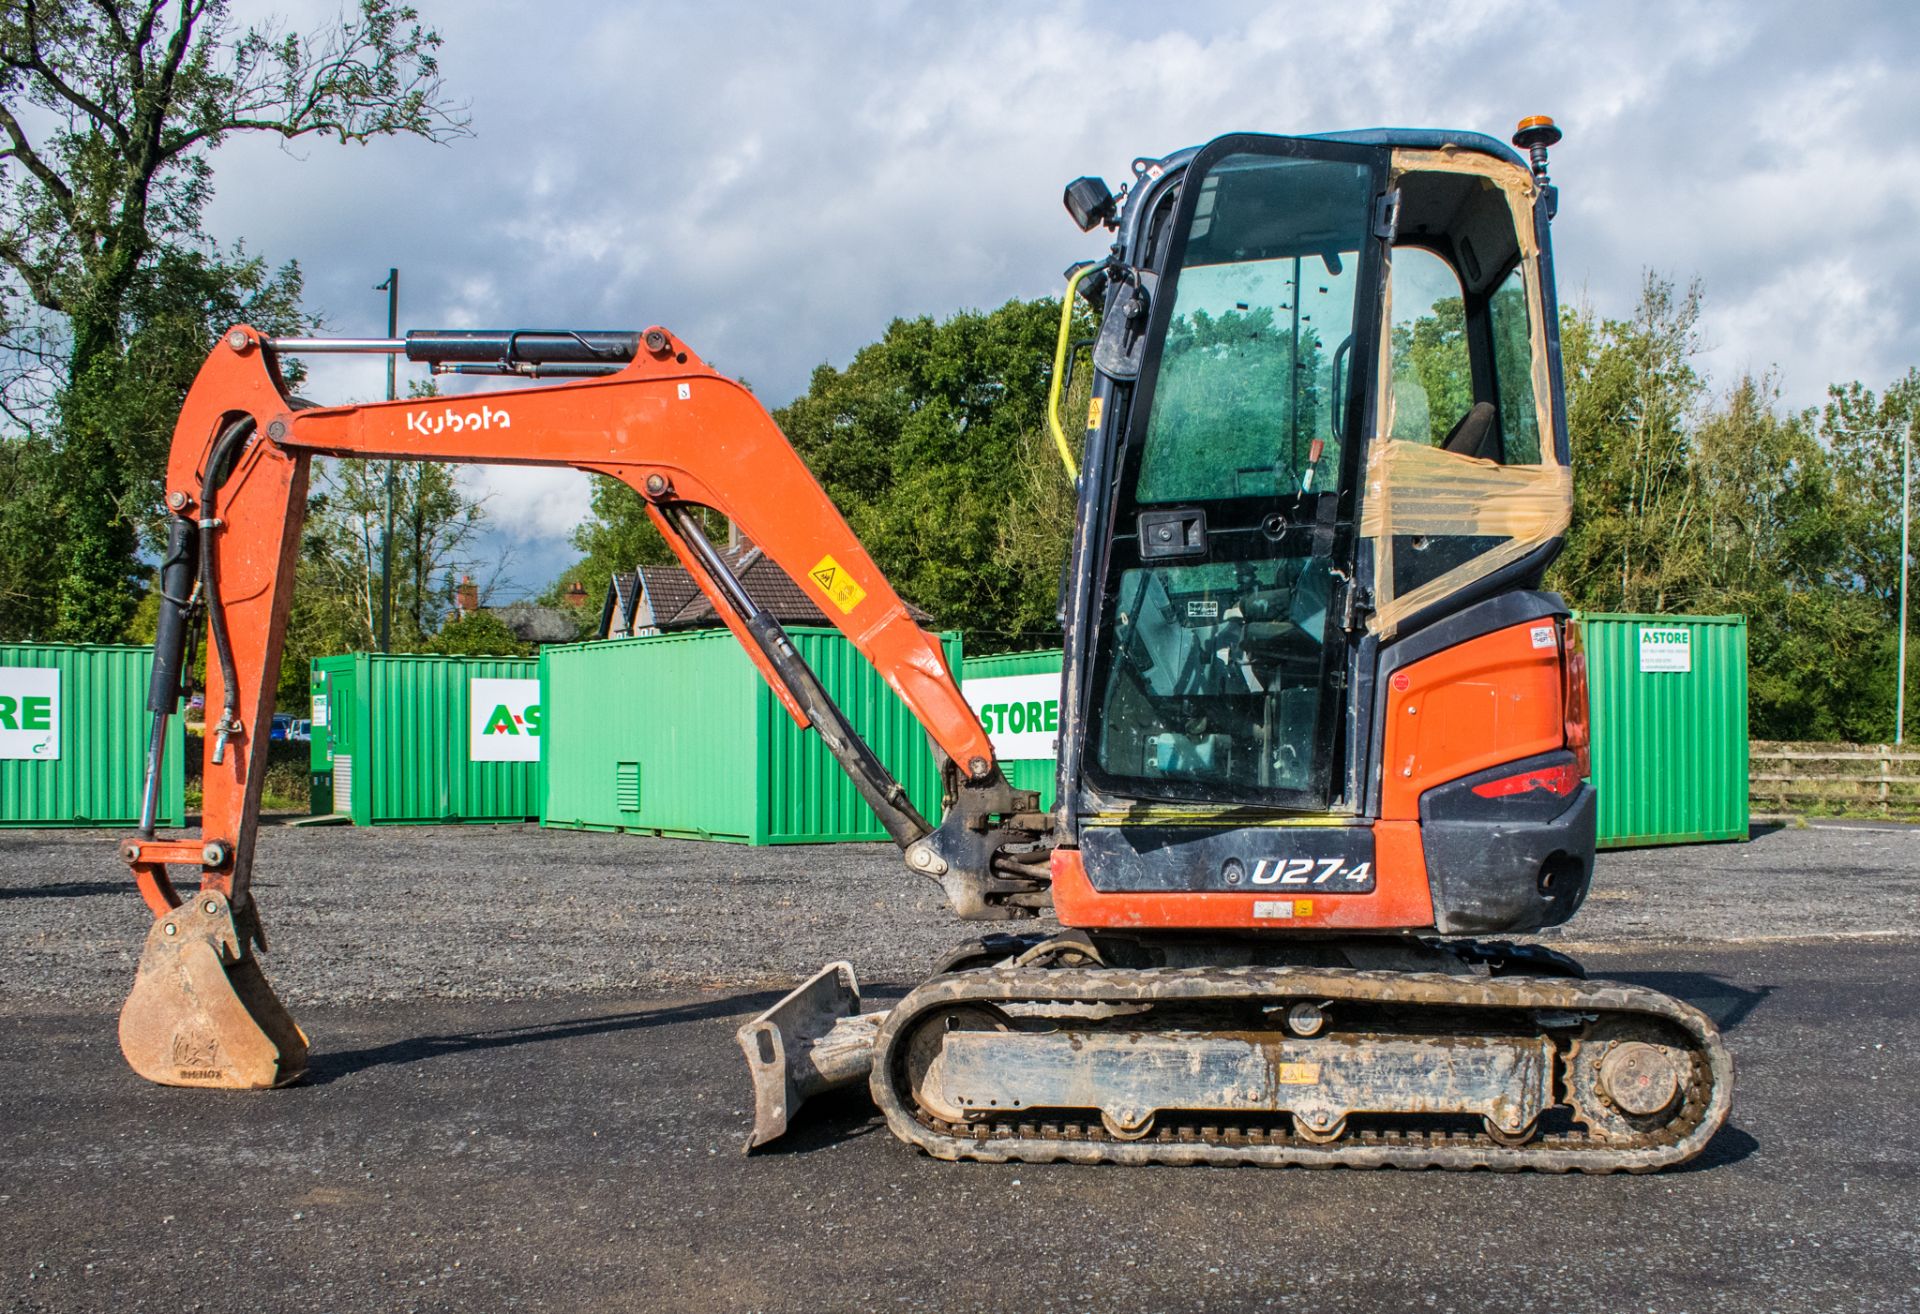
[0,0,469,638]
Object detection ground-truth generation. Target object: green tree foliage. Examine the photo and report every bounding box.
[0,0,466,641]
[776,297,1086,651]
[1821,371,1917,623]
[0,426,60,635]
[1549,274,1913,741]
[423,609,531,658]
[276,456,487,706]
[1552,274,1707,613]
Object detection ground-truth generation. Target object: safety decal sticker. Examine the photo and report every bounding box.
[808,554,868,615]
[1086,396,1104,430]
[1252,899,1315,920]
[1530,624,1556,649]
[1276,1062,1321,1085]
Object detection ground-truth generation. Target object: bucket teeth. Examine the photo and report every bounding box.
[118,892,308,1090]
[737,960,886,1151]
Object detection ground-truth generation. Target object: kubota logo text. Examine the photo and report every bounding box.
[407,404,512,435]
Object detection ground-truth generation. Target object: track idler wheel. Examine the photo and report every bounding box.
[1565,1017,1693,1139]
[118,891,307,1089]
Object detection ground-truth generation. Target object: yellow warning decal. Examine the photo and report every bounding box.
[1277,1063,1320,1085]
[808,553,868,615]
[1086,396,1104,430]
[1296,899,1313,917]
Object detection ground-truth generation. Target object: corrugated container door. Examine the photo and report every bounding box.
[309,655,353,817]
[757,629,961,844]
[330,657,365,825]
[362,654,540,824]
[0,643,184,828]
[1581,614,1749,848]
[958,648,1065,811]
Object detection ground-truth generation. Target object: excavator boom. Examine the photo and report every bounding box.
[118,322,1047,1091]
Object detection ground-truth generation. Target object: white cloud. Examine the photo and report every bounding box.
[193,0,1920,593]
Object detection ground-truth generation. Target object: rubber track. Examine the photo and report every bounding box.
[869,965,1734,1173]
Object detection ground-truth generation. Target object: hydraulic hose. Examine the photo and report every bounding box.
[137,515,202,837]
[199,417,256,766]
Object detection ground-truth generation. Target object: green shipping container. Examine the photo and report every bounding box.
[540,628,961,844]
[309,653,541,825]
[949,622,1755,852]
[959,648,1064,811]
[0,643,184,828]
[1580,613,1749,848]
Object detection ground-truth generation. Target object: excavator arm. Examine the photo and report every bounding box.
[117,322,1050,1092]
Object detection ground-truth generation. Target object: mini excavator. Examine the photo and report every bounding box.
[118,120,1731,1171]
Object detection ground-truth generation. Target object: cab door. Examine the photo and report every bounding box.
[1081,134,1391,815]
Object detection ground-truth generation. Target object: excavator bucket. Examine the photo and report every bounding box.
[118,891,308,1089]
[737,961,886,1151]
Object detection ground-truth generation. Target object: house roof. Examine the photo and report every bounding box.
[601,537,929,638]
[599,570,638,639]
[661,541,833,629]
[635,563,705,628]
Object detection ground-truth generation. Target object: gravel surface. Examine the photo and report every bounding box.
[3,819,1917,1010]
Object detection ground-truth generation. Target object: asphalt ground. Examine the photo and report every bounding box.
[2,824,1918,1312]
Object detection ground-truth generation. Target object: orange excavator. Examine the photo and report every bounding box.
[117,120,1731,1170]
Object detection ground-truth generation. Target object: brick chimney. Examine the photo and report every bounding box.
[456,575,480,616]
[564,580,588,609]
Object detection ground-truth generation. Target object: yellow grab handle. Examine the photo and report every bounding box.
[1047,263,1101,483]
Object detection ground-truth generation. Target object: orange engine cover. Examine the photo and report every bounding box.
[1378,618,1567,821]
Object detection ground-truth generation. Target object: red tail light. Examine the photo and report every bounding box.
[1561,617,1591,777]
[1472,762,1582,799]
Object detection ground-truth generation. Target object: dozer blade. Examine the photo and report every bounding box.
[737,960,886,1151]
[118,891,307,1090]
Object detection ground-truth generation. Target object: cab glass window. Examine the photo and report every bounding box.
[1487,264,1541,463]
[1133,153,1373,505]
[1387,247,1471,450]
[1092,148,1380,808]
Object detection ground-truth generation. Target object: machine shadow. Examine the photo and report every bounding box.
[1586,970,1773,1033]
[301,987,788,1085]
[749,1084,893,1155]
[0,880,126,900]
[1669,1122,1760,1173]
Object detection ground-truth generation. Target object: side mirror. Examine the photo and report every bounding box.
[1063,176,1117,232]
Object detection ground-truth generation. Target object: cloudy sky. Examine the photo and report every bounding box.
[199,0,1918,598]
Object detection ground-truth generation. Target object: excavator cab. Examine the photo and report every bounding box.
[1050,130,1588,937]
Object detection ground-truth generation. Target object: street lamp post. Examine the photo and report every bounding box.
[1898,413,1911,745]
[374,269,399,653]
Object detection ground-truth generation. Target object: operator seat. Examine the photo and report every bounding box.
[1440,401,1499,461]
